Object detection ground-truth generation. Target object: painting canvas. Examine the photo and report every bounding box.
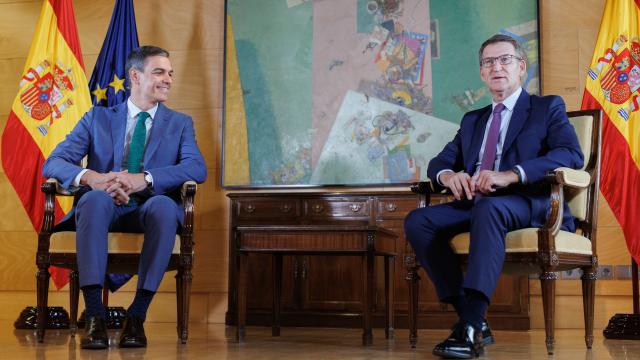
[223,0,540,187]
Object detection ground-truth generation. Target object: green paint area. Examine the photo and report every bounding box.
[228,0,313,185]
[430,0,538,124]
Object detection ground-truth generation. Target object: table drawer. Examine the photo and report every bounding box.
[235,198,300,220]
[377,197,419,220]
[303,198,370,219]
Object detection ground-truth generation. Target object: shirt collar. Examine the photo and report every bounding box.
[127,98,159,119]
[492,87,522,112]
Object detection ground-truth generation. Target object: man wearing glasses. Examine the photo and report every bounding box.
[404,34,583,359]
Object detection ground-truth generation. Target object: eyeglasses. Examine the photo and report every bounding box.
[480,54,523,68]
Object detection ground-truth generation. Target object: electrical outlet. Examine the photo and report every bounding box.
[562,269,583,279]
[597,265,614,280]
[615,265,640,279]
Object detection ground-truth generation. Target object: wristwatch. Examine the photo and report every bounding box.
[143,171,153,188]
[512,166,523,184]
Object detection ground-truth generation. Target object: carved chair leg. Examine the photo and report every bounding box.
[581,268,596,349]
[406,265,420,349]
[36,264,50,343]
[176,270,183,340]
[69,270,80,336]
[540,271,557,355]
[177,255,193,344]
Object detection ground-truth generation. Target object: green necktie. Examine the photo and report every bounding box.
[127,111,149,173]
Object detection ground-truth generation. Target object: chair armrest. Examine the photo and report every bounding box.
[179,181,198,255]
[44,178,81,196]
[551,167,592,188]
[538,167,589,255]
[409,180,434,195]
[410,180,435,208]
[181,180,197,200]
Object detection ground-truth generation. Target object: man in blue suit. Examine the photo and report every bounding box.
[43,46,207,349]
[404,34,583,359]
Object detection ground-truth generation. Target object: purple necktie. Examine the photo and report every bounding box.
[479,103,505,172]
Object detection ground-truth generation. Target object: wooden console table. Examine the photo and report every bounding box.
[226,191,529,332]
[235,225,397,345]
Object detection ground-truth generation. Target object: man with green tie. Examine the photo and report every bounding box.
[43,46,207,349]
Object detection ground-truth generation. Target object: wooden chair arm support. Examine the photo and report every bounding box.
[180,181,198,256]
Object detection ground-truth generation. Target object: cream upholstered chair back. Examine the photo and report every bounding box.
[565,111,600,223]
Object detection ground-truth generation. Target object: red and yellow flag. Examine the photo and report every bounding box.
[1,0,91,289]
[582,0,640,265]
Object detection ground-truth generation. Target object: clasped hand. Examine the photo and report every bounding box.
[440,170,519,201]
[80,170,147,205]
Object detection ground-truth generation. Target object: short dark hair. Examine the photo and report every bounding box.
[478,34,527,66]
[125,45,170,87]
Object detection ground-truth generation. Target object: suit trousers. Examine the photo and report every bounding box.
[404,194,533,302]
[75,190,179,291]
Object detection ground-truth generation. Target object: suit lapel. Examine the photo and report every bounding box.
[144,103,169,166]
[465,106,491,173]
[502,90,531,155]
[111,102,128,171]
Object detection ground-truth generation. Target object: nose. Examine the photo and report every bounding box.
[489,60,503,70]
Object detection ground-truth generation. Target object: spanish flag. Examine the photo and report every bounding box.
[1,0,91,289]
[581,0,640,265]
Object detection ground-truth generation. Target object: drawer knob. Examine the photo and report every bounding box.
[312,204,324,213]
[280,204,292,213]
[385,203,397,212]
[244,204,255,213]
[350,203,362,212]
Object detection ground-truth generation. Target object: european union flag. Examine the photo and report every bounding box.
[88,0,139,292]
[88,0,139,107]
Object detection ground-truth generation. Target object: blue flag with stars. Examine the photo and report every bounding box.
[88,0,139,107]
[88,0,139,292]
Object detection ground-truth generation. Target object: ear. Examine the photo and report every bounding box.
[519,59,527,78]
[129,68,140,86]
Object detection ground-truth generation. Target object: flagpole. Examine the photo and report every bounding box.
[633,258,639,314]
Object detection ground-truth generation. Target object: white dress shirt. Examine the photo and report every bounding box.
[72,99,158,187]
[437,87,527,185]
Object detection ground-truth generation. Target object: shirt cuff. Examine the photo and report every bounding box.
[515,165,527,184]
[436,169,454,186]
[73,169,89,187]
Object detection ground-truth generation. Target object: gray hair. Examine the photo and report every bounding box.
[478,34,528,66]
[125,45,170,88]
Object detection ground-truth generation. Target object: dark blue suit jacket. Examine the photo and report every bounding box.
[42,101,207,222]
[427,90,584,229]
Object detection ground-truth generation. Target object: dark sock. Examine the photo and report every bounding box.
[127,289,155,321]
[82,284,106,318]
[460,288,489,331]
[444,295,466,317]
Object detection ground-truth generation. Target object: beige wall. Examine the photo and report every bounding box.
[0,0,227,324]
[0,0,631,329]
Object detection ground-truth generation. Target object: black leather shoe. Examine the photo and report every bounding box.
[432,322,484,359]
[481,320,495,345]
[80,316,108,349]
[119,315,147,348]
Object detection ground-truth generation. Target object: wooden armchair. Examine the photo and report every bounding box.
[35,179,198,344]
[405,109,601,354]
